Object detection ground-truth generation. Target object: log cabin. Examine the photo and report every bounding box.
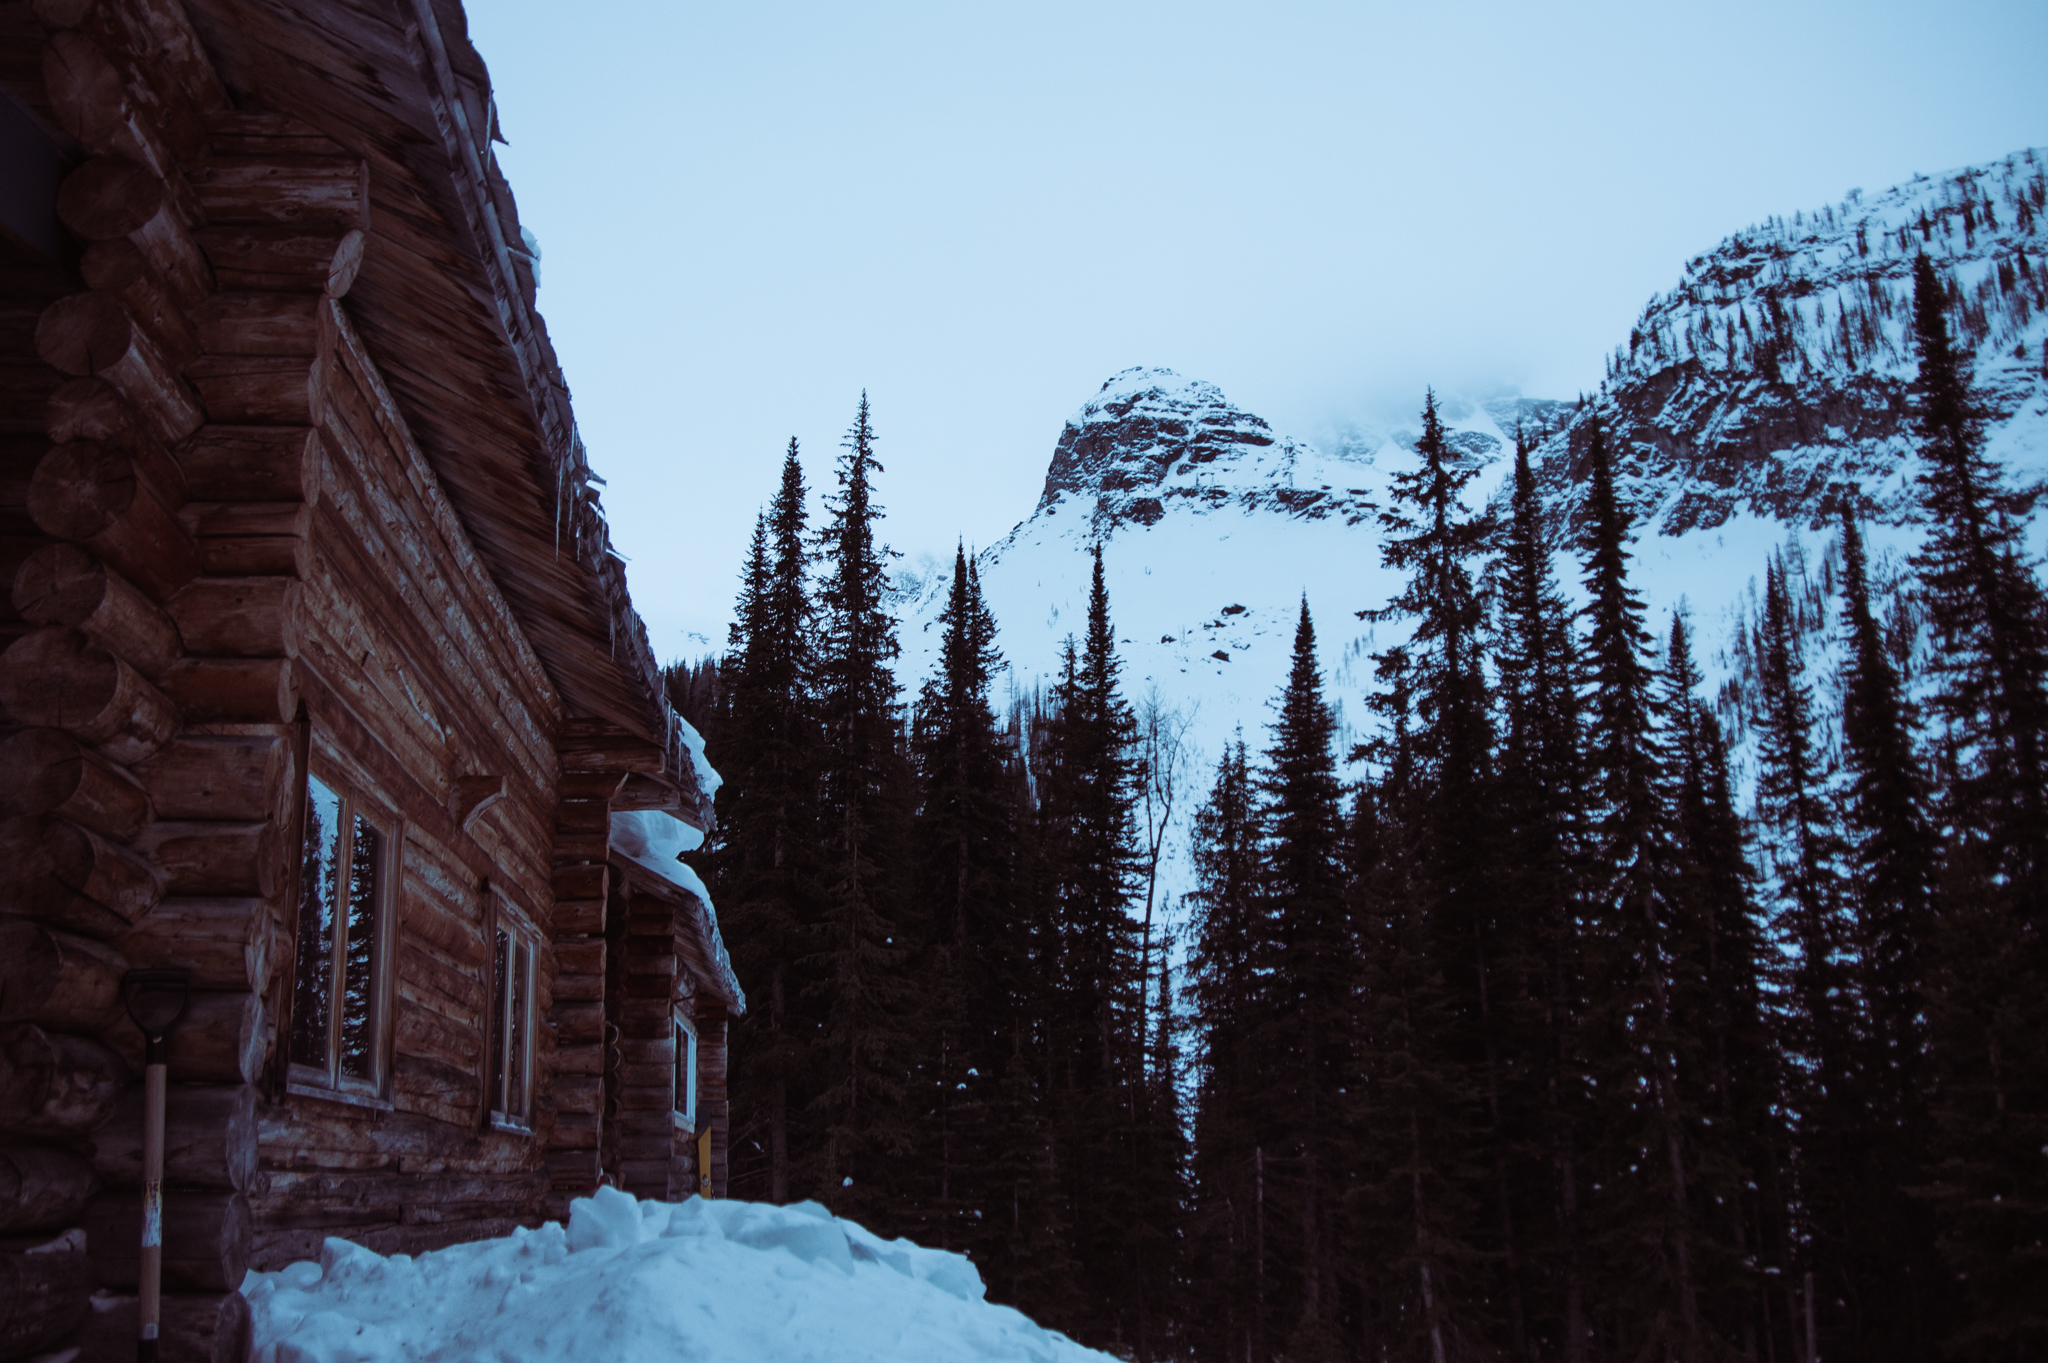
[0,0,744,1358]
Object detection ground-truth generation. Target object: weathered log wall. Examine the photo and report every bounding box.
[3,3,743,1354]
[0,2,577,1351]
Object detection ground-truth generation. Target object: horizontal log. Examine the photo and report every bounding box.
[34,294,203,444]
[185,354,316,425]
[551,863,607,903]
[90,1083,255,1192]
[132,735,281,821]
[552,831,607,863]
[11,542,182,678]
[197,224,366,298]
[115,897,268,993]
[54,158,211,306]
[188,157,368,229]
[0,1226,90,1357]
[183,501,312,541]
[0,1024,125,1137]
[192,531,310,579]
[79,1189,249,1291]
[0,1146,97,1233]
[72,1287,251,1363]
[192,292,323,357]
[0,921,127,1031]
[133,819,282,898]
[80,237,200,367]
[553,1001,603,1046]
[162,991,267,1085]
[0,814,163,930]
[156,656,297,724]
[26,441,200,600]
[554,898,603,935]
[0,627,179,764]
[554,1042,603,1076]
[178,426,321,503]
[0,729,153,842]
[167,576,301,657]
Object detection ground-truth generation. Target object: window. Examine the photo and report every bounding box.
[489,914,537,1128]
[290,773,394,1098]
[674,1010,699,1131]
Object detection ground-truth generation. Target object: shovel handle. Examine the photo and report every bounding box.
[139,1058,165,1362]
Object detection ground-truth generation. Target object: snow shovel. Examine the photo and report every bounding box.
[123,969,191,1363]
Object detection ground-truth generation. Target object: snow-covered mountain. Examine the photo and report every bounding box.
[898,148,2048,905]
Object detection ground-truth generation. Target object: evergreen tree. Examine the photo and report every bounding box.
[713,444,823,1204]
[1494,432,1593,1363]
[1909,253,2048,1357]
[809,394,916,1222]
[1375,393,1524,1350]
[1666,611,1788,1356]
[1574,417,1712,1360]
[908,546,1012,1251]
[1835,506,1950,1357]
[1035,545,1151,1351]
[1252,601,1353,1359]
[1349,648,1488,1360]
[1187,736,1263,1363]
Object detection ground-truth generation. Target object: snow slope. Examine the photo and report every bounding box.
[244,1188,1111,1363]
[897,149,2048,909]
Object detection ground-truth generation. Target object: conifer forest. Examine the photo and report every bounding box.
[669,257,2048,1361]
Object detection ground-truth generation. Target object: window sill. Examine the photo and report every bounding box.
[672,1111,697,1134]
[287,1078,394,1113]
[489,1116,534,1136]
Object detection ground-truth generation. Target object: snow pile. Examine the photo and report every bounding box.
[244,1188,1111,1363]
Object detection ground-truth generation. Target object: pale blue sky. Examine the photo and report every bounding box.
[465,0,2046,659]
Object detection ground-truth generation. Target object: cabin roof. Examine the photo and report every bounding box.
[154,0,707,819]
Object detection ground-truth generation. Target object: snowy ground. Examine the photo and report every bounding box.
[244,1189,1111,1363]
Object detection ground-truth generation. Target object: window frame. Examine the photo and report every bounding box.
[486,897,540,1133]
[286,769,399,1108]
[673,1008,699,1133]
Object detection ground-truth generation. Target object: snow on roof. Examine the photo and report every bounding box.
[609,810,744,1012]
[243,1188,1114,1363]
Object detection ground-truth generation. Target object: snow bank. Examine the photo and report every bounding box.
[244,1188,1112,1363]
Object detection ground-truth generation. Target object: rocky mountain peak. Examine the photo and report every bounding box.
[1036,367,1371,530]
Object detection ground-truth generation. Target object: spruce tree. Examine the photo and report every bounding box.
[713,445,824,1204]
[1374,393,1523,1347]
[1187,736,1262,1363]
[810,394,915,1222]
[1574,417,1710,1360]
[1835,506,1949,1357]
[1495,433,1593,1363]
[1035,545,1150,1351]
[1254,600,1353,1359]
[1349,647,1487,1360]
[908,545,1012,1251]
[1909,253,2048,1356]
[1666,611,1787,1355]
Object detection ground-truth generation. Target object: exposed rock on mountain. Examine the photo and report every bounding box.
[1534,148,2048,536]
[1039,368,1376,529]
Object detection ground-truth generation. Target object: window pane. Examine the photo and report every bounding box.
[290,777,344,1070]
[490,927,510,1116]
[339,814,383,1082]
[508,939,530,1120]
